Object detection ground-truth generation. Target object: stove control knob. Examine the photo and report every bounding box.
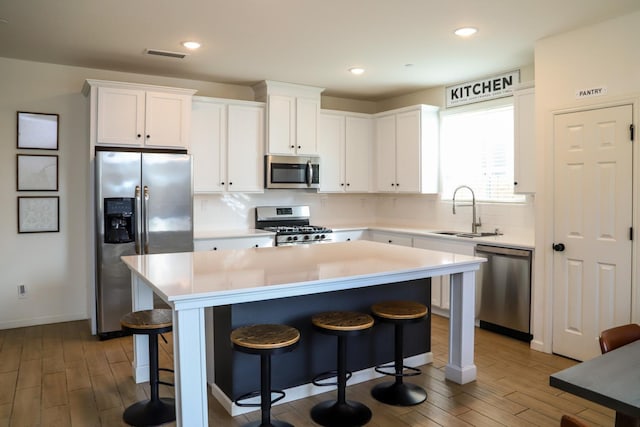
[293,236,298,241]
[303,235,310,241]
[314,235,320,240]
[320,234,326,240]
[287,236,293,242]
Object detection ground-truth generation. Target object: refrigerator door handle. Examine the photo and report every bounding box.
[143,185,150,253]
[135,185,142,254]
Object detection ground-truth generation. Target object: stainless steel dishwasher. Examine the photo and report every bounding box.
[475,244,533,342]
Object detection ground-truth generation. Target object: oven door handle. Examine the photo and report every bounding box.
[306,160,313,187]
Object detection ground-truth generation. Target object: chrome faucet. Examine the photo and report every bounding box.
[452,185,481,234]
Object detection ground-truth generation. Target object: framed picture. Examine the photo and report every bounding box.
[17,111,59,150]
[18,196,60,233]
[16,154,58,191]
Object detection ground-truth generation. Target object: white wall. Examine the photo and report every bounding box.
[533,10,640,352]
[0,57,261,330]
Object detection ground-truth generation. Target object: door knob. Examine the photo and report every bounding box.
[553,243,565,252]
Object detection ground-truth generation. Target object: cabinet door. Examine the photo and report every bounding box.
[369,231,412,246]
[345,116,372,192]
[267,95,296,154]
[145,91,191,148]
[331,230,367,242]
[97,87,145,146]
[375,115,397,192]
[395,109,421,193]
[296,97,320,155]
[191,101,225,193]
[514,88,535,194]
[227,104,264,192]
[318,113,346,192]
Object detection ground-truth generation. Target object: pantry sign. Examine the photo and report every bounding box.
[446,70,520,108]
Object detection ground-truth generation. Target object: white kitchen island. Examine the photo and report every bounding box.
[122,240,485,427]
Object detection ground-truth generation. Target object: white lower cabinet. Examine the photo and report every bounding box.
[368,231,413,247]
[194,236,274,251]
[412,236,475,311]
[330,229,368,242]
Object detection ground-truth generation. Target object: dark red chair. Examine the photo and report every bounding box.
[599,323,640,354]
[560,414,589,427]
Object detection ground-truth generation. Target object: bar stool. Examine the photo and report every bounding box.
[120,309,175,427]
[310,311,374,427]
[231,324,300,427]
[370,300,428,406]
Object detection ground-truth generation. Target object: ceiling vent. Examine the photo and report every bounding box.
[145,49,189,59]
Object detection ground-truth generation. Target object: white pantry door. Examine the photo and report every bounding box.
[552,104,633,361]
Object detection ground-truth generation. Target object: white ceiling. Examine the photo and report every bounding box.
[1,0,639,100]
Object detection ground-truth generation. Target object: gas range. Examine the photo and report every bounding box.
[255,206,333,246]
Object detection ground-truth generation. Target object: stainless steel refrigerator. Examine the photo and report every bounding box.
[95,148,193,338]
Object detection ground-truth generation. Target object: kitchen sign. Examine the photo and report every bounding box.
[575,86,607,99]
[446,70,520,108]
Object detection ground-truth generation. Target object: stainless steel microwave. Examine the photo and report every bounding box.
[265,155,320,189]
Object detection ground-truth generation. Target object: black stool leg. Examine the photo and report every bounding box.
[311,335,372,427]
[123,333,176,426]
[371,323,427,406]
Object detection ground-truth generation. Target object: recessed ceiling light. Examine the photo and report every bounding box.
[349,67,365,75]
[454,27,478,37]
[182,41,201,50]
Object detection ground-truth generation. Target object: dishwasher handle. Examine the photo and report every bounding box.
[475,244,531,258]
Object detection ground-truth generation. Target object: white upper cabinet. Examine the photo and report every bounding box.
[190,97,265,193]
[319,110,372,193]
[84,80,195,149]
[374,105,439,193]
[513,87,535,194]
[253,80,324,155]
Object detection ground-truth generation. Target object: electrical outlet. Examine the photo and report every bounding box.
[18,284,27,299]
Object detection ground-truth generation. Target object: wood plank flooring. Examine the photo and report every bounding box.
[0,315,614,426]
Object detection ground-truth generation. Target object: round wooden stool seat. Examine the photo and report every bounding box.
[372,300,428,321]
[231,324,300,427]
[120,308,174,426]
[312,311,374,332]
[231,324,300,351]
[370,300,428,407]
[310,311,373,426]
[120,309,172,333]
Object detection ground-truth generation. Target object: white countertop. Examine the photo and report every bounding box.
[193,224,534,250]
[121,240,485,306]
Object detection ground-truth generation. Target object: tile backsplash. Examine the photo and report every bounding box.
[194,191,534,236]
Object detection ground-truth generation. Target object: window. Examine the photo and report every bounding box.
[440,104,525,203]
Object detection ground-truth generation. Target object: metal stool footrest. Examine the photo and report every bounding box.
[312,369,353,387]
[234,389,286,408]
[158,367,174,387]
[375,363,421,378]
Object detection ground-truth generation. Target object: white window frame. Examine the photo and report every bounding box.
[439,97,525,203]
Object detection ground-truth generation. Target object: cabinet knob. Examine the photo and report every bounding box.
[212,247,218,251]
[346,238,351,241]
[297,145,301,149]
[137,134,142,138]
[146,135,151,139]
[388,240,393,243]
[221,182,224,185]
[229,182,233,185]
[290,145,295,149]
[254,244,259,248]
[346,183,350,186]
[341,183,344,186]
[514,181,519,186]
[391,183,395,187]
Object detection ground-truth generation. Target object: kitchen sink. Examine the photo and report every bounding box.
[432,231,501,238]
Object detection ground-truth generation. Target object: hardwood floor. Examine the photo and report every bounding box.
[0,315,614,426]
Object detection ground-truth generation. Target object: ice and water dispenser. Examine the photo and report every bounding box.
[103,198,135,244]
